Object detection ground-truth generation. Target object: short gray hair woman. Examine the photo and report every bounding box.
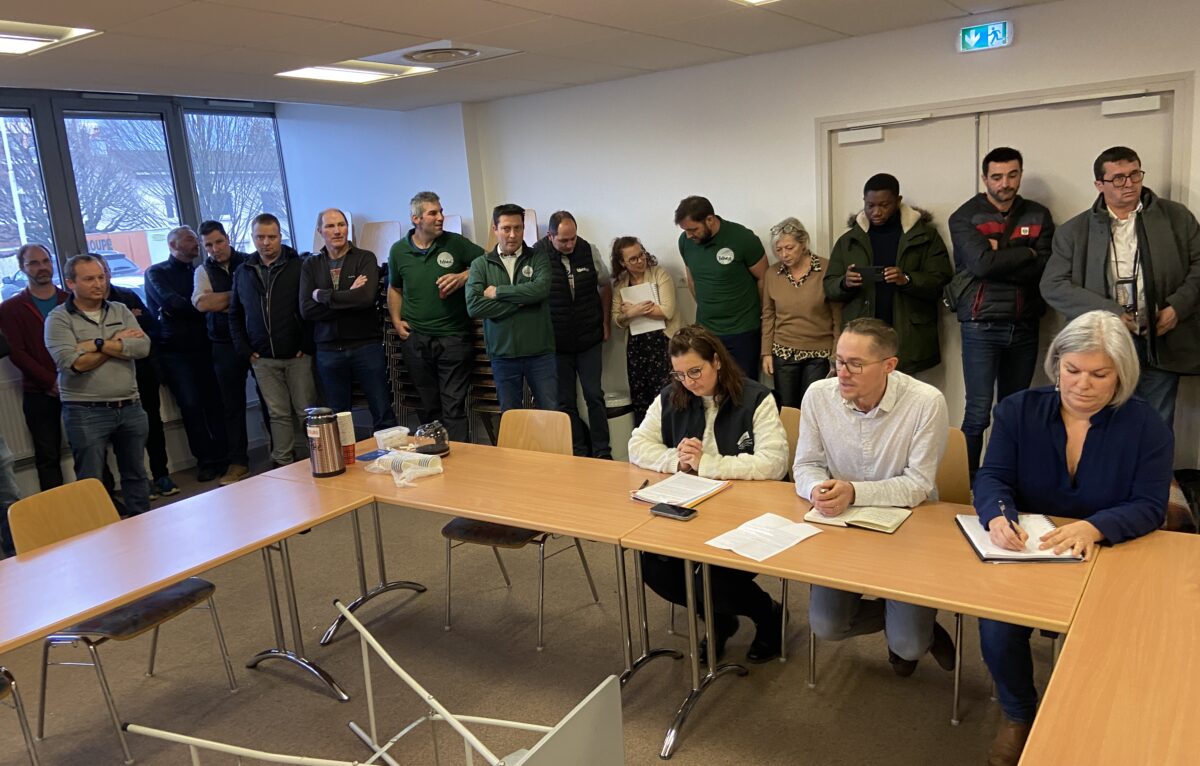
[1043,310,1140,408]
[759,217,839,408]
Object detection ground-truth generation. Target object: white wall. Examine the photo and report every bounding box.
[467,0,1200,467]
[276,102,478,244]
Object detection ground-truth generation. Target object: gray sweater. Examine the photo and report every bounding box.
[45,298,150,402]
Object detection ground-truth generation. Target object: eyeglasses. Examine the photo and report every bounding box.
[624,253,647,264]
[1101,170,1145,187]
[668,364,707,382]
[833,357,892,375]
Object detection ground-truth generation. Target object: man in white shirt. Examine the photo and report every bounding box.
[792,318,954,676]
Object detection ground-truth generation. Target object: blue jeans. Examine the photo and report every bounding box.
[490,354,558,413]
[556,342,610,458]
[159,348,228,471]
[979,618,1038,723]
[717,329,761,379]
[62,402,150,516]
[808,585,938,661]
[960,320,1039,474]
[0,434,21,557]
[315,342,397,437]
[1134,335,1179,433]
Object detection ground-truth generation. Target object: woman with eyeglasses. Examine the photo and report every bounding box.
[627,325,788,663]
[610,236,681,424]
[760,217,840,408]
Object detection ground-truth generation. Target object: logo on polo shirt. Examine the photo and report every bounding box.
[522,265,534,278]
[1019,226,1030,236]
[716,248,735,265]
[436,252,454,268]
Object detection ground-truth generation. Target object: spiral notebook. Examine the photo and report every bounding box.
[955,514,1084,563]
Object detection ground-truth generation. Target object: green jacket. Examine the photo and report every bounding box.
[466,246,555,359]
[824,204,953,373]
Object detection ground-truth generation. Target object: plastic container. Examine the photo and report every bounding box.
[374,425,410,451]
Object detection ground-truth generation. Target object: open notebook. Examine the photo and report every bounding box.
[633,472,731,508]
[955,514,1084,563]
[803,506,912,534]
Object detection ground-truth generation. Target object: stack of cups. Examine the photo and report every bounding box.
[336,411,356,465]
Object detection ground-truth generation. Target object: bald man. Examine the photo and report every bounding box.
[300,208,396,435]
[145,225,228,482]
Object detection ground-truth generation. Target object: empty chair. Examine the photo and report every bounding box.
[936,426,971,505]
[128,600,624,765]
[7,478,237,764]
[441,409,600,649]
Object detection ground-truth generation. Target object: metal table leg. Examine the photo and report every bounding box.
[951,613,964,725]
[321,502,427,645]
[247,542,349,701]
[660,561,748,759]
[619,550,682,687]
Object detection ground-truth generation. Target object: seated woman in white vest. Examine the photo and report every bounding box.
[628,325,788,663]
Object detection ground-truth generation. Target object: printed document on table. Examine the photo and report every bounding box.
[620,282,666,336]
[706,513,822,562]
[633,472,730,507]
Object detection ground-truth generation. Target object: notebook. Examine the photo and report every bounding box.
[955,514,1084,563]
[619,282,666,336]
[803,506,912,534]
[633,472,731,508]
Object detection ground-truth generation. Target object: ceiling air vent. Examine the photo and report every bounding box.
[359,40,518,71]
[405,47,479,65]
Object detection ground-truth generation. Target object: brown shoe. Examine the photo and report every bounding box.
[987,719,1032,766]
[219,464,250,485]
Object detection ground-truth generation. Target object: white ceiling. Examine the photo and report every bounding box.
[0,1,1052,111]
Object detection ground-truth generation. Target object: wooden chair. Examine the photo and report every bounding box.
[441,410,600,650]
[1,666,39,765]
[779,406,801,482]
[936,427,971,505]
[8,479,237,764]
[128,601,625,765]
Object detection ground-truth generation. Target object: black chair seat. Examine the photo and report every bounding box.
[59,577,216,641]
[441,517,540,549]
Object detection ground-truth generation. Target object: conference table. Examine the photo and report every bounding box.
[1019,530,1200,765]
[620,479,1099,757]
[0,476,377,700]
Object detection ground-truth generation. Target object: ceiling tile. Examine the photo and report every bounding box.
[659,7,845,55]
[500,0,735,34]
[541,31,738,71]
[342,0,548,39]
[767,0,965,36]
[464,16,622,53]
[0,0,192,29]
[948,0,1052,12]
[451,53,643,86]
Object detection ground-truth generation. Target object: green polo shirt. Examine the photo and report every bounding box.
[677,217,765,335]
[388,230,485,336]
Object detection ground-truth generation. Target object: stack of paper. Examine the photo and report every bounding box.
[620,282,665,336]
[706,513,822,562]
[633,472,730,507]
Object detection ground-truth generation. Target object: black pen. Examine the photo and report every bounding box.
[999,499,1019,536]
[631,479,649,497]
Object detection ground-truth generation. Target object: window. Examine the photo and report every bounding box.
[64,112,182,300]
[0,110,56,303]
[185,112,292,253]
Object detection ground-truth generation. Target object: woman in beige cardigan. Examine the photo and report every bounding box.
[760,217,839,408]
[610,236,682,424]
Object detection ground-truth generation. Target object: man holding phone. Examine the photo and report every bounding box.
[825,173,953,374]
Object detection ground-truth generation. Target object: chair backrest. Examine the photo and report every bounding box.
[779,406,801,481]
[357,221,402,263]
[517,675,624,766]
[8,478,121,554]
[937,427,971,505]
[497,410,573,456]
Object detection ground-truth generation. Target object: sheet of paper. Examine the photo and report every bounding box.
[706,512,822,562]
[620,282,666,336]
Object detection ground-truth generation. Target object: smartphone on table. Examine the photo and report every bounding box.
[650,503,697,522]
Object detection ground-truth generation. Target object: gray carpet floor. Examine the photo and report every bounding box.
[0,464,1057,765]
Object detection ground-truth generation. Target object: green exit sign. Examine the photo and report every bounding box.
[959,21,1012,52]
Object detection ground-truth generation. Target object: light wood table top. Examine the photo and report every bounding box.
[0,476,374,655]
[620,481,1098,632]
[266,441,662,545]
[1021,531,1200,765]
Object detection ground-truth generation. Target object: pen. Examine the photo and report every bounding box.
[630,479,649,497]
[999,499,1018,535]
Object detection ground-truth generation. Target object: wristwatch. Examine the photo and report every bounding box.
[94,338,105,352]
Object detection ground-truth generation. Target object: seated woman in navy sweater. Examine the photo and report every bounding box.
[628,325,789,663]
[972,310,1173,766]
